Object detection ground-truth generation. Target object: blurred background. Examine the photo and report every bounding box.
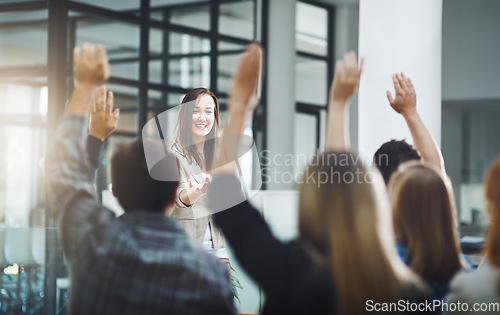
[0,0,498,313]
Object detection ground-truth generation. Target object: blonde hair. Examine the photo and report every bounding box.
[299,151,422,314]
[389,162,463,282]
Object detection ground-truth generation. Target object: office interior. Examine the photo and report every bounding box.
[0,0,499,313]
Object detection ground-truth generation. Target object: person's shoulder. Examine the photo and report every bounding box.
[191,246,231,284]
[289,239,331,278]
[401,278,429,301]
[444,262,500,313]
[450,261,500,295]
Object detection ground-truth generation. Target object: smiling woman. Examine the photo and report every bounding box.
[169,87,229,261]
[191,94,216,146]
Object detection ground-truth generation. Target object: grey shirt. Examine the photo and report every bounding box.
[445,259,500,314]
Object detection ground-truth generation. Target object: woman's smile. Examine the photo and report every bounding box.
[191,94,215,140]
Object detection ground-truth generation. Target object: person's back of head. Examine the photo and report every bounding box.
[111,139,179,212]
[485,158,500,267]
[298,151,423,314]
[389,162,463,283]
[373,140,421,185]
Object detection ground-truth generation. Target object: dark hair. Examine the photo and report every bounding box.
[111,139,179,212]
[172,88,220,171]
[373,140,421,185]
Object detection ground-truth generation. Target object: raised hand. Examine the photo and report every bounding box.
[387,72,444,171]
[213,42,263,175]
[89,86,119,141]
[73,43,110,88]
[387,72,417,117]
[65,43,110,117]
[179,176,210,206]
[329,51,363,105]
[325,51,362,151]
[228,42,262,114]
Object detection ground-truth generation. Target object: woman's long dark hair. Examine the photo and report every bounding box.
[172,88,220,171]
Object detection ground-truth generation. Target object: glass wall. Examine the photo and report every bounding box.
[0,8,48,227]
[442,101,500,236]
[0,3,51,314]
[294,1,333,174]
[0,0,262,313]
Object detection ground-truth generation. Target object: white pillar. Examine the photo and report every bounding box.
[265,0,296,189]
[358,0,443,159]
[334,4,360,150]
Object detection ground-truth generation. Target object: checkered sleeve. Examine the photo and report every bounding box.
[45,115,115,257]
[86,135,104,182]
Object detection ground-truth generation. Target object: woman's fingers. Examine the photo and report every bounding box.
[392,73,402,93]
[386,90,394,105]
[343,51,356,76]
[399,72,410,91]
[358,57,364,77]
[100,86,107,111]
[92,86,114,114]
[106,90,114,114]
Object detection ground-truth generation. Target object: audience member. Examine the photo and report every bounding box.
[382,73,468,302]
[373,139,420,185]
[389,162,467,301]
[46,43,235,315]
[373,72,445,185]
[169,87,229,265]
[208,51,429,314]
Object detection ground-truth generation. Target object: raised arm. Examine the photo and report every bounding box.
[213,42,262,174]
[209,42,309,298]
[46,43,112,253]
[89,86,119,141]
[86,86,120,179]
[66,43,110,117]
[387,72,444,171]
[325,51,362,151]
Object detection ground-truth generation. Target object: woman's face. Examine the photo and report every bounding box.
[191,94,215,141]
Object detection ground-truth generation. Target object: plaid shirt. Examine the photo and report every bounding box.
[46,115,236,315]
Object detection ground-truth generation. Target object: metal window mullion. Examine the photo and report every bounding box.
[161,9,170,115]
[210,0,219,92]
[46,2,69,314]
[138,0,150,136]
[0,1,47,12]
[327,5,335,87]
[255,0,269,190]
[150,1,210,12]
[296,51,329,62]
[67,1,141,24]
